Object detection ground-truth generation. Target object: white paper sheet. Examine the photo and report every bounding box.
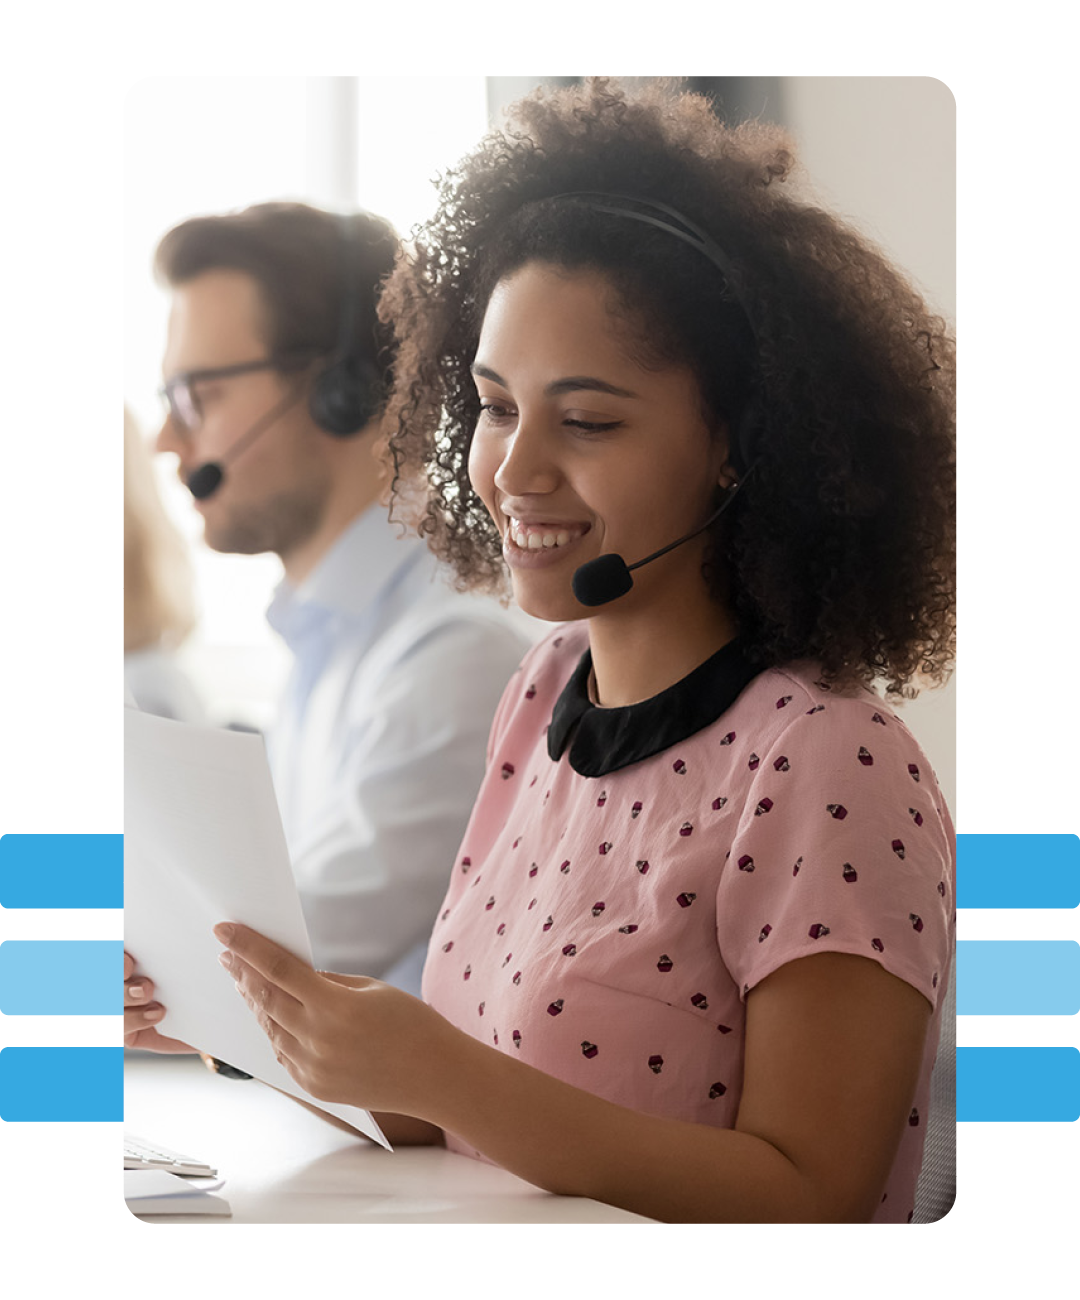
[124,707,389,1148]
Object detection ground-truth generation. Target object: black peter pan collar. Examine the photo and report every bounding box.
[547,638,763,778]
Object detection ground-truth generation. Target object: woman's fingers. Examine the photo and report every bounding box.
[320,971,376,990]
[223,953,308,1079]
[124,964,161,1038]
[122,954,195,1054]
[124,995,180,1050]
[214,923,319,1004]
[124,1001,165,1039]
[125,975,153,1005]
[126,1023,197,1054]
[222,950,307,1037]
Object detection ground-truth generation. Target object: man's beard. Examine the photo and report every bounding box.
[201,484,327,560]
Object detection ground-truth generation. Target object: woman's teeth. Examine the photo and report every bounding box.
[509,523,575,550]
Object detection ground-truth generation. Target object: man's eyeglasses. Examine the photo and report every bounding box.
[158,358,284,432]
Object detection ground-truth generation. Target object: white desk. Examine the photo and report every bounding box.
[124,1055,652,1224]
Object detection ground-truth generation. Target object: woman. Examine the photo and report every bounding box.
[137,79,956,1223]
[124,405,207,723]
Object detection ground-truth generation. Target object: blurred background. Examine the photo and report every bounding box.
[124,75,955,808]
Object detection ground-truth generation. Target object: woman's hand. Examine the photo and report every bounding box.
[123,951,196,1053]
[214,923,456,1118]
[215,927,932,1222]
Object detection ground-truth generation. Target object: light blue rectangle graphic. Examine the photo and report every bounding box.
[0,941,124,1014]
[957,1047,1080,1121]
[0,834,123,909]
[0,1047,123,1121]
[956,834,1079,909]
[956,940,1080,1015]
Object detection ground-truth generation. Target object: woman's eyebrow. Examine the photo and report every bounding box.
[546,375,638,399]
[470,362,637,400]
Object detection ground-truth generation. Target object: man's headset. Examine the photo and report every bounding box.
[308,211,389,437]
[186,212,390,500]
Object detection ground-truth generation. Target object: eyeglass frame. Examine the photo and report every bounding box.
[158,355,313,432]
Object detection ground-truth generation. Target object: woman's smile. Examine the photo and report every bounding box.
[469,262,727,623]
[502,516,592,567]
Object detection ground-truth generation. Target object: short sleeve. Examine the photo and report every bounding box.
[714,694,954,1009]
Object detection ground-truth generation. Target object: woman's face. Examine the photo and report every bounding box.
[468,261,729,623]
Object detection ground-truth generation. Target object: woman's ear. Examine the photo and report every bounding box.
[711,419,739,490]
[718,461,740,491]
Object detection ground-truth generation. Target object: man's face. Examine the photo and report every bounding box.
[157,269,332,559]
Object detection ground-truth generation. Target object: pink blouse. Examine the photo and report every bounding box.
[422,624,955,1223]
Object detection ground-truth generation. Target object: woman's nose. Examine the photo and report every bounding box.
[492,422,561,498]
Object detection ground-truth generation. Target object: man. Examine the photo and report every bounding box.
[150,201,528,991]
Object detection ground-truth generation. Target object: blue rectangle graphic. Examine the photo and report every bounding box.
[956,940,1080,1015]
[0,832,122,925]
[956,834,1079,909]
[0,1047,123,1121]
[956,1045,1080,1128]
[0,935,121,1045]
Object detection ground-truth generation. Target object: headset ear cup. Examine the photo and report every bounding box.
[309,358,382,437]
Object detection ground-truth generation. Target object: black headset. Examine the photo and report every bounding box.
[532,192,767,607]
[549,192,763,478]
[307,212,387,437]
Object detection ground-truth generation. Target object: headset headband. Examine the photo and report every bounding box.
[542,190,761,474]
[546,191,751,329]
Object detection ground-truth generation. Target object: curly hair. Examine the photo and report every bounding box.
[379,78,955,697]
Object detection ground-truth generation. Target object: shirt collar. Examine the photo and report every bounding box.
[547,637,763,777]
[266,505,426,650]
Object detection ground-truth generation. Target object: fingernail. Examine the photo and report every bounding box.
[215,923,235,944]
[129,984,146,1000]
[218,951,234,973]
[143,1008,164,1022]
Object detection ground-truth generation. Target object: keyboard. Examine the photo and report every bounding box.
[124,1133,218,1177]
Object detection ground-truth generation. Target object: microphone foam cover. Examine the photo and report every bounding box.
[187,462,223,501]
[572,554,634,607]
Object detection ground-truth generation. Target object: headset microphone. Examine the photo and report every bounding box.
[185,389,305,501]
[186,461,223,501]
[571,478,747,608]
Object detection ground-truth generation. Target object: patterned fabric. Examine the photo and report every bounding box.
[422,623,955,1223]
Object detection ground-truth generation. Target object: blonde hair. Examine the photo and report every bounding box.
[124,406,197,653]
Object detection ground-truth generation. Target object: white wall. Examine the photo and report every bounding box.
[784,76,1080,327]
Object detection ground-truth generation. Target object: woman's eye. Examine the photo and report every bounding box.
[479,402,515,423]
[564,418,623,434]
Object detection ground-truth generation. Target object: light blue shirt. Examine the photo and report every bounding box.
[265,506,530,985]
